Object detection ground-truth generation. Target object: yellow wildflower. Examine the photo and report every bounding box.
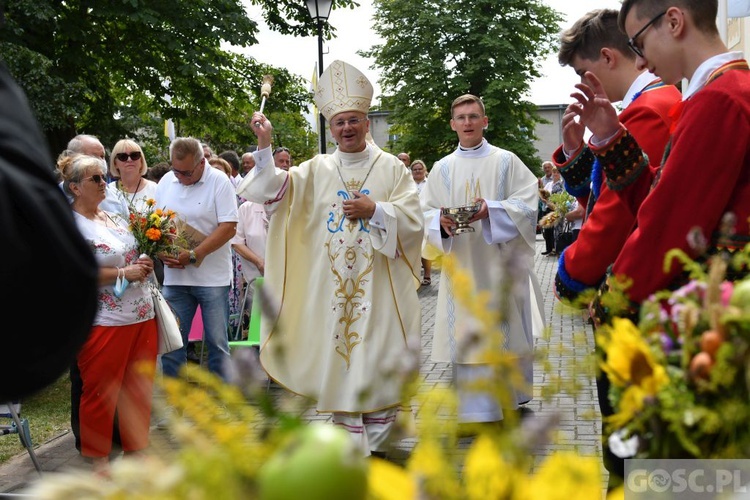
[463,434,515,500]
[607,384,649,429]
[607,486,625,500]
[368,458,416,500]
[519,452,601,500]
[408,440,461,499]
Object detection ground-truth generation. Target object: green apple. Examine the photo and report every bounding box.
[258,423,369,500]
[730,279,750,313]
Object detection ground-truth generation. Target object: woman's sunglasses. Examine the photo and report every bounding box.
[115,151,142,162]
[84,174,106,184]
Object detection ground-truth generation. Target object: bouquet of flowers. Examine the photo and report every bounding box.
[539,191,575,229]
[128,198,179,258]
[597,248,750,459]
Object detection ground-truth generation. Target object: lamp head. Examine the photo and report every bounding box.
[305,0,333,21]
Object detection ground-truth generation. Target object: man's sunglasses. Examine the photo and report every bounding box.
[115,151,142,162]
[172,156,204,178]
[172,167,194,178]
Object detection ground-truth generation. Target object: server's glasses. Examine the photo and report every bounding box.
[627,11,666,58]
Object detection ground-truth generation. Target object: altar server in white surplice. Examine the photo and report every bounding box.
[422,93,544,425]
[236,60,424,457]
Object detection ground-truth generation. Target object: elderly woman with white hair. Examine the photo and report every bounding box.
[60,153,156,475]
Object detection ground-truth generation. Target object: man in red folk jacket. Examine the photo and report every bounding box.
[551,9,681,303]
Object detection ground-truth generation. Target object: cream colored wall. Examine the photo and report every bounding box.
[726,15,748,53]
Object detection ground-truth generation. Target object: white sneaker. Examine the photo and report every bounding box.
[152,405,175,430]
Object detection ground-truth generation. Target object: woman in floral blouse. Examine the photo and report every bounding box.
[60,153,156,476]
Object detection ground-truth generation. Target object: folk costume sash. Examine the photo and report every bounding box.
[658,60,750,189]
[668,59,749,134]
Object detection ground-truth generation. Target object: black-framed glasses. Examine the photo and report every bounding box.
[172,157,203,178]
[115,151,142,162]
[627,11,666,58]
[273,147,290,155]
[84,174,106,184]
[331,117,367,128]
[172,167,194,178]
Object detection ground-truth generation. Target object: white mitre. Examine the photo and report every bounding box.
[314,60,373,120]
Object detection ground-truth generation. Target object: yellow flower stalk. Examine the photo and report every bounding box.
[408,440,462,499]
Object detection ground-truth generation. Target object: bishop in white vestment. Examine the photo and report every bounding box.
[237,61,424,456]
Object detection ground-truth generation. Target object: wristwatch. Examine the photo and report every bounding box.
[188,250,197,264]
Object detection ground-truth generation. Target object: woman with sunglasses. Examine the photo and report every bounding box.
[110,138,165,294]
[109,139,157,212]
[59,153,157,476]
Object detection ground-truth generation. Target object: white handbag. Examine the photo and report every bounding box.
[150,284,183,354]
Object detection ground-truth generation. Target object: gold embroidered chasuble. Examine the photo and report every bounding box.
[237,144,424,413]
[421,142,543,373]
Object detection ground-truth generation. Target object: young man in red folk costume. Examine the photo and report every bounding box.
[575,0,750,319]
[552,9,681,303]
[551,9,682,488]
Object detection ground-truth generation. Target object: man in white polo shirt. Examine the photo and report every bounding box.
[156,137,238,380]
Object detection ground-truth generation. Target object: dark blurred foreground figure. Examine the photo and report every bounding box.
[0,60,98,400]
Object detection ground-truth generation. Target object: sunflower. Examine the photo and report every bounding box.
[598,318,669,392]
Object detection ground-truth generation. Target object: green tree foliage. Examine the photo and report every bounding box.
[0,0,355,162]
[362,0,562,172]
[267,111,319,166]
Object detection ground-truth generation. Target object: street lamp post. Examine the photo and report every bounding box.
[306,0,333,154]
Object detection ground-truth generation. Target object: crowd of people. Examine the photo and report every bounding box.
[38,58,545,468]
[5,0,750,488]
